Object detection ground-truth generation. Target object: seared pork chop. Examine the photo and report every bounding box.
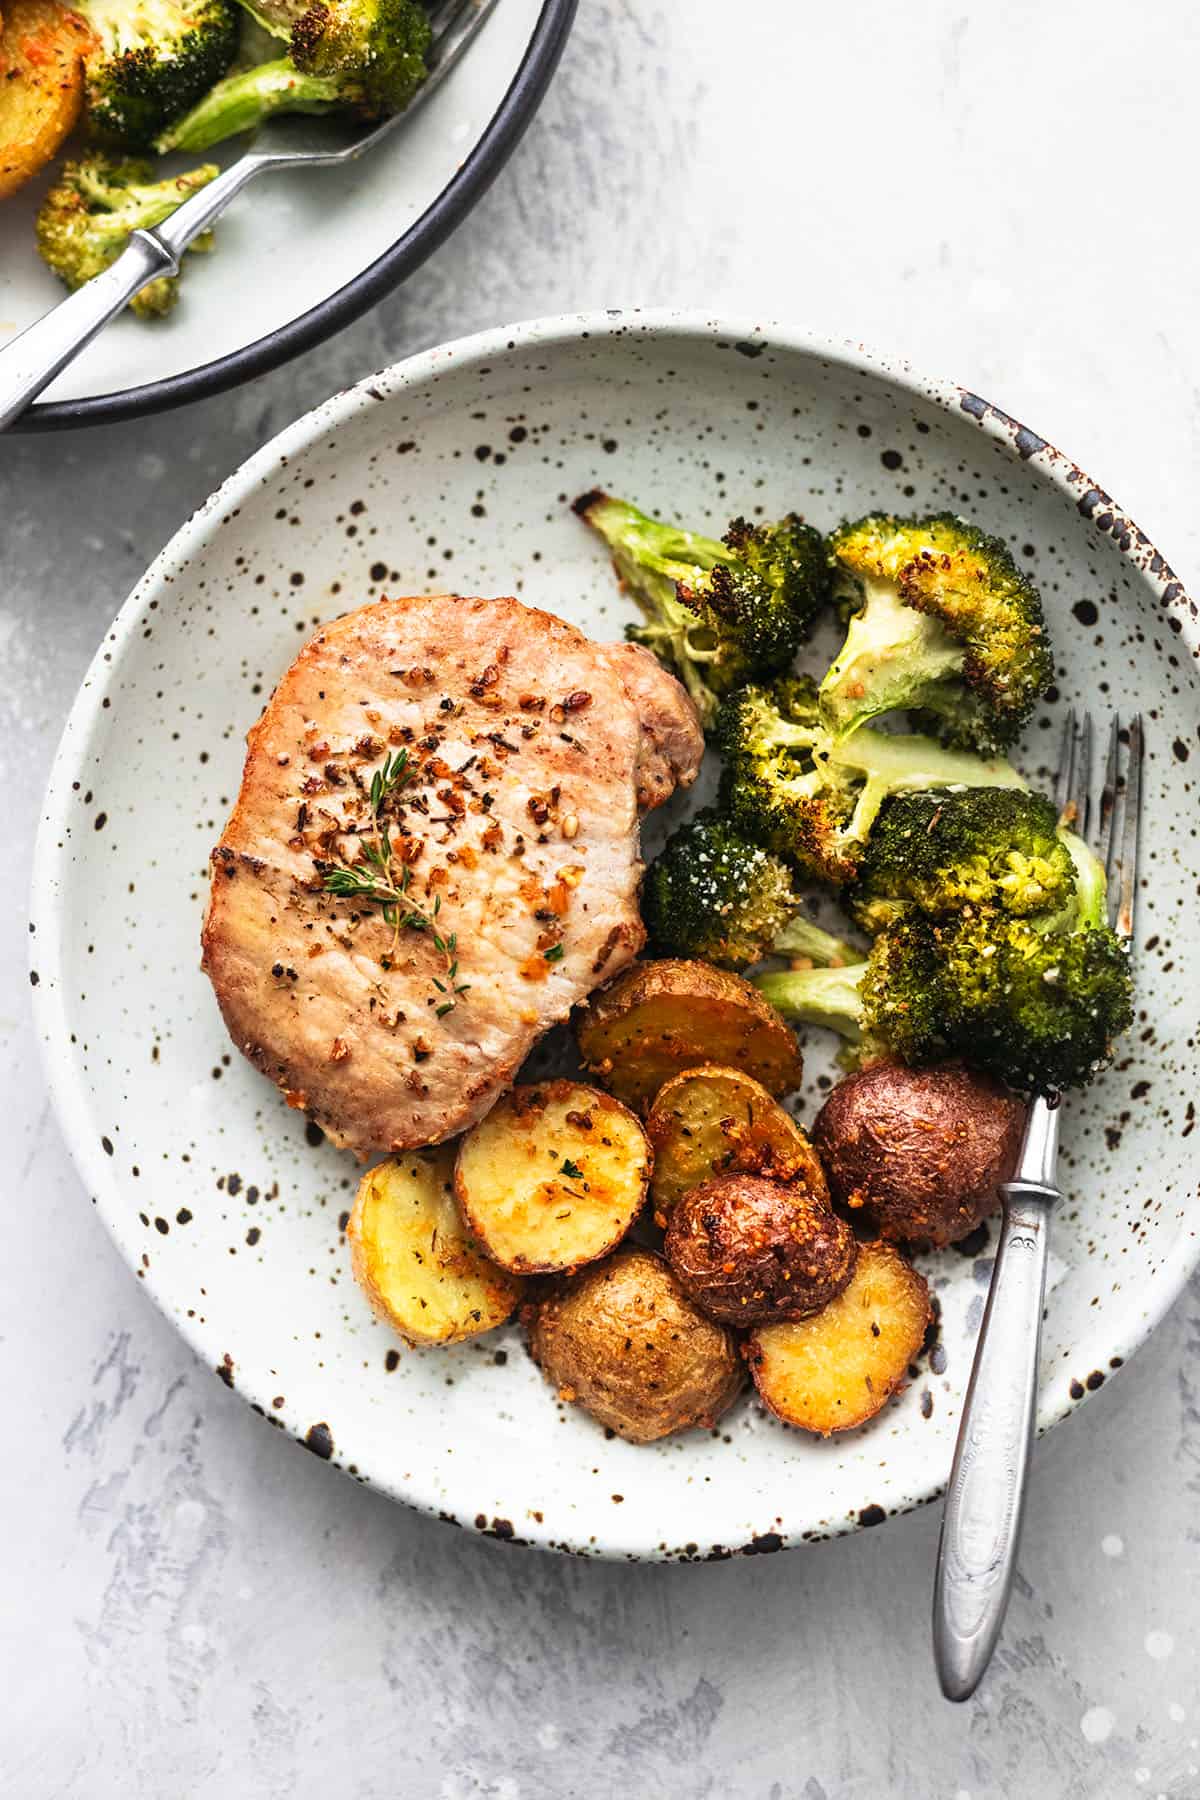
[202,595,702,1155]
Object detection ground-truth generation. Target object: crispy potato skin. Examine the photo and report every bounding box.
[747,1240,931,1436]
[576,959,803,1112]
[526,1248,743,1443]
[348,1148,524,1347]
[0,0,90,197]
[646,1063,826,1222]
[665,1175,856,1326]
[455,1080,649,1275]
[812,1062,1025,1247]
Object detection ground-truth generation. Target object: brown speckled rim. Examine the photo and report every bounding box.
[30,314,1200,1557]
[11,0,577,434]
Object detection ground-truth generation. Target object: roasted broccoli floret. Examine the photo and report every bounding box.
[76,0,239,146]
[756,840,1132,1093]
[156,0,430,150]
[820,512,1053,752]
[35,154,218,318]
[717,676,1027,883]
[642,811,860,968]
[848,787,1077,932]
[573,490,829,731]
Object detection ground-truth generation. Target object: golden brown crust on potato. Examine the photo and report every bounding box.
[0,0,90,198]
[812,1062,1024,1247]
[746,1240,931,1435]
[665,1175,856,1326]
[348,1147,524,1347]
[575,959,803,1112]
[646,1063,826,1222]
[455,1080,649,1274]
[526,1248,743,1443]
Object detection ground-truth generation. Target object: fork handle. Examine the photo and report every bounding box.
[933,1181,1055,1701]
[0,153,263,431]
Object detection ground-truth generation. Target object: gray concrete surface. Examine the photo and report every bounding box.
[4,3,1200,1794]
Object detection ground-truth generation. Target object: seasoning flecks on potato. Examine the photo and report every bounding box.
[526,1248,743,1443]
[812,1061,1024,1248]
[455,1080,650,1274]
[576,959,804,1113]
[746,1240,931,1436]
[348,1147,524,1348]
[665,1174,856,1326]
[646,1063,826,1222]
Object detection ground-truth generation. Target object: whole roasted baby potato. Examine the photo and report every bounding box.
[664,1174,856,1326]
[747,1240,931,1436]
[455,1080,649,1275]
[812,1061,1024,1247]
[526,1247,743,1444]
[646,1063,826,1222]
[348,1146,524,1347]
[0,0,90,198]
[576,959,803,1112]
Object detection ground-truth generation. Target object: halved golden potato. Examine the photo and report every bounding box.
[746,1240,930,1435]
[348,1146,524,1347]
[646,1064,826,1221]
[576,960,803,1112]
[455,1080,649,1274]
[0,0,90,199]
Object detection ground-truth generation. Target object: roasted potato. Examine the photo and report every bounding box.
[812,1061,1024,1247]
[0,0,90,199]
[747,1240,930,1435]
[646,1063,826,1221]
[348,1147,524,1347]
[665,1174,856,1326]
[455,1081,649,1275]
[526,1248,743,1443]
[576,959,803,1112]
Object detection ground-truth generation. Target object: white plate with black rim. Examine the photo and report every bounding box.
[30,312,1199,1558]
[0,0,574,431]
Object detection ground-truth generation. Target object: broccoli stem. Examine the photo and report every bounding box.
[1057,829,1108,931]
[156,58,344,151]
[577,492,732,586]
[754,965,866,1041]
[771,915,859,967]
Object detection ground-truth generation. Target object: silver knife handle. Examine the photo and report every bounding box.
[933,1181,1055,1701]
[0,152,262,430]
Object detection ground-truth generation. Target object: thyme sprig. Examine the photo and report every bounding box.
[320,748,470,1017]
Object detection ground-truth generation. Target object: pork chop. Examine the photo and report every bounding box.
[202,594,702,1155]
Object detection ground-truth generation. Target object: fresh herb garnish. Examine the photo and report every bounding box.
[543,943,565,963]
[320,748,470,1017]
[560,1158,584,1179]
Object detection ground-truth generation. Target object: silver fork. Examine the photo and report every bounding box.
[0,0,497,431]
[932,707,1144,1701]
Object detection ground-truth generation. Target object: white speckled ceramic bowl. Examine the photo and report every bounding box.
[31,314,1199,1558]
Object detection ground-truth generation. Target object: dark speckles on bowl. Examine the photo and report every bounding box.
[29,314,1200,1561]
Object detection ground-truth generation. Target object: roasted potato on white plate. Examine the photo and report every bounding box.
[348,1147,524,1347]
[0,0,90,198]
[527,1248,743,1443]
[576,960,803,1112]
[455,1080,649,1274]
[746,1240,930,1435]
[646,1063,826,1221]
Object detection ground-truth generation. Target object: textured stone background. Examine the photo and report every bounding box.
[4,3,1200,1795]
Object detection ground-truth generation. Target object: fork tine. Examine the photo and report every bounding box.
[1108,715,1143,945]
[1054,708,1092,837]
[426,0,498,67]
[1054,707,1078,817]
[1099,712,1120,860]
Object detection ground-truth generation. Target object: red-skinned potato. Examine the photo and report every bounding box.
[664,1174,856,1326]
[812,1061,1024,1247]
